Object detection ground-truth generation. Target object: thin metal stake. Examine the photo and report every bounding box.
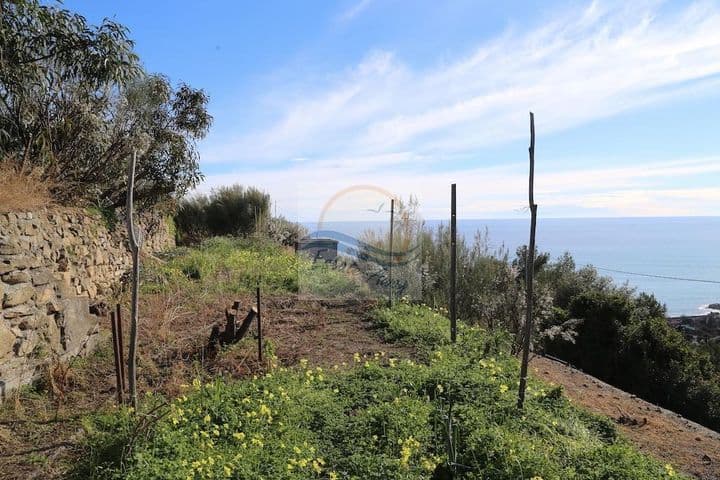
[389,198,395,306]
[256,284,263,362]
[450,184,457,343]
[110,312,124,405]
[115,303,126,392]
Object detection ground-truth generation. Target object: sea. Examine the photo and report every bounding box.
[304,217,720,317]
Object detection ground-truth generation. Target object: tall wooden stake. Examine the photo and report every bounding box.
[126,150,143,410]
[388,198,394,306]
[518,112,537,409]
[450,184,457,343]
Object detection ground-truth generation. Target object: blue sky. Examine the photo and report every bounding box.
[64,0,720,221]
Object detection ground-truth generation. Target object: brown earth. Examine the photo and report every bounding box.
[2,294,718,479]
[532,355,720,480]
[0,294,410,480]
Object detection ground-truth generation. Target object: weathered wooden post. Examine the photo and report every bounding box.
[518,112,538,410]
[388,198,395,306]
[450,183,457,343]
[126,150,143,409]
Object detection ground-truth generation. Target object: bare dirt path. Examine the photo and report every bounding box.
[531,355,720,480]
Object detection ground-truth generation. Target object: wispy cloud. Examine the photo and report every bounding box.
[200,156,720,221]
[198,1,720,218]
[202,1,720,166]
[336,0,374,23]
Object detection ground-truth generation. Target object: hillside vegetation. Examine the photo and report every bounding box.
[75,301,684,479]
[143,237,370,299]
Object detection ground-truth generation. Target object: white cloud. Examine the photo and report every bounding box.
[197,1,720,219]
[202,1,720,166]
[199,156,720,221]
[336,0,374,23]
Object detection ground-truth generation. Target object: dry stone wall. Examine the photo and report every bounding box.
[0,208,174,397]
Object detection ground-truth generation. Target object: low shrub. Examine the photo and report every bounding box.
[174,185,270,244]
[142,236,372,300]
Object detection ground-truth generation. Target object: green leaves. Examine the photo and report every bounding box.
[0,1,210,211]
[76,303,686,479]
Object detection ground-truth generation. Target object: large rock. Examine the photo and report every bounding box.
[0,244,21,255]
[0,255,32,270]
[2,270,32,285]
[2,283,35,307]
[0,324,16,358]
[30,268,54,286]
[35,285,55,305]
[2,304,36,319]
[61,296,97,354]
[15,331,37,357]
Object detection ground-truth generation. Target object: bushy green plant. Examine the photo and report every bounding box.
[543,286,720,431]
[76,304,686,479]
[174,185,271,244]
[261,216,308,247]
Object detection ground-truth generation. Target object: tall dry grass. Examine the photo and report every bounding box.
[0,158,54,212]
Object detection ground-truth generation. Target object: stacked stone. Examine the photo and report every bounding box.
[0,208,174,396]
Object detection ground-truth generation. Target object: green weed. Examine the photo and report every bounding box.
[74,304,685,479]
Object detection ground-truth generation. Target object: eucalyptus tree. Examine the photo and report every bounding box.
[0,0,211,210]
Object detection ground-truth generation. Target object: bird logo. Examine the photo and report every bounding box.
[364,202,385,213]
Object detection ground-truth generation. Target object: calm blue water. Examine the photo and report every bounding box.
[305,217,720,316]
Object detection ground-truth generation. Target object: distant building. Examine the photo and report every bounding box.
[296,237,338,263]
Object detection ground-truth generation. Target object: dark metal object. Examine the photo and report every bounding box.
[450,183,457,343]
[109,312,124,405]
[518,112,538,409]
[256,286,263,362]
[389,198,394,306]
[115,304,126,391]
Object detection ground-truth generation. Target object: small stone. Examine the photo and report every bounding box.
[0,245,21,255]
[2,270,32,285]
[46,297,63,314]
[2,283,35,307]
[16,331,37,356]
[45,316,61,348]
[35,285,55,304]
[0,323,16,358]
[1,255,32,270]
[0,264,13,275]
[2,304,36,319]
[30,268,54,286]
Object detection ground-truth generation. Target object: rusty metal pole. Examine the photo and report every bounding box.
[450,184,457,343]
[115,304,126,392]
[389,198,394,307]
[256,284,263,362]
[110,312,124,405]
